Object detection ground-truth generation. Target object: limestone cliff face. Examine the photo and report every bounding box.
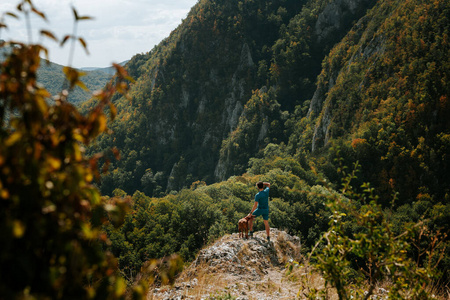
[165,42,255,190]
[315,0,374,44]
[100,0,304,194]
[309,0,382,151]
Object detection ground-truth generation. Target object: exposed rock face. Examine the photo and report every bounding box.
[315,0,373,44]
[309,0,380,152]
[150,229,303,299]
[311,104,333,153]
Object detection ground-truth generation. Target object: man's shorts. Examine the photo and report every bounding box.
[252,208,269,220]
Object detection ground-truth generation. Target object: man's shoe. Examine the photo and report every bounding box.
[267,236,270,242]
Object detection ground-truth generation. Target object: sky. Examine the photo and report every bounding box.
[0,0,198,68]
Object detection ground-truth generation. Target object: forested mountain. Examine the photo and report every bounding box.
[88,0,377,196]
[89,0,449,207]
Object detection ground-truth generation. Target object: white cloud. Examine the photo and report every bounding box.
[0,0,197,67]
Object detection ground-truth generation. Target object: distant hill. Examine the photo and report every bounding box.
[1,40,114,105]
[80,60,129,75]
[38,60,114,104]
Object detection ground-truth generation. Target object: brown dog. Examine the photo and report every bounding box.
[238,215,254,239]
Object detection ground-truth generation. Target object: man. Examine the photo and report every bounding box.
[247,181,270,242]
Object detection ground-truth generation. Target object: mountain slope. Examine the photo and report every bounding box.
[301,0,450,205]
[216,0,376,180]
[90,0,375,196]
[93,0,309,195]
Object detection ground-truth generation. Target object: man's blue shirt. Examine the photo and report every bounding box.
[255,187,269,209]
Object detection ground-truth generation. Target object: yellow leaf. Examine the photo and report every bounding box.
[109,103,117,120]
[13,220,26,238]
[72,7,79,20]
[72,130,84,142]
[97,114,107,133]
[73,144,82,161]
[1,188,9,199]
[90,190,101,205]
[6,12,19,19]
[78,37,89,54]
[81,223,96,239]
[76,80,89,92]
[36,96,49,115]
[40,30,58,42]
[85,172,93,182]
[114,277,127,297]
[48,157,61,170]
[31,7,46,20]
[5,132,22,146]
[60,35,71,47]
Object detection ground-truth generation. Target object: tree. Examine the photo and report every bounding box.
[309,163,444,300]
[0,1,139,298]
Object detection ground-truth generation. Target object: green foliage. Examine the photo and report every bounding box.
[218,88,289,179]
[308,0,450,206]
[311,163,444,299]
[0,2,143,299]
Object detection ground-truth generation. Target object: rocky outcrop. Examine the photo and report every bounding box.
[150,229,303,299]
[309,0,381,152]
[149,229,401,299]
[315,0,373,44]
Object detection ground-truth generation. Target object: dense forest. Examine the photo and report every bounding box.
[1,0,449,298]
[84,0,449,291]
[86,0,378,196]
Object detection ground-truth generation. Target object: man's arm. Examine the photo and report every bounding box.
[248,201,258,217]
[264,182,270,188]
